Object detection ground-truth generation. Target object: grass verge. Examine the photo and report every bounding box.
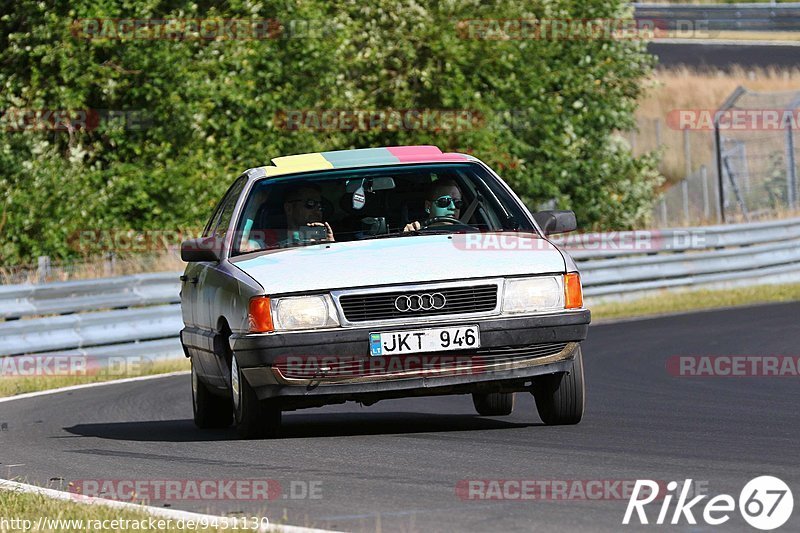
[0,358,189,399]
[591,282,800,321]
[0,489,234,532]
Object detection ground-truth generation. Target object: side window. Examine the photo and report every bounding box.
[202,200,225,238]
[207,176,247,239]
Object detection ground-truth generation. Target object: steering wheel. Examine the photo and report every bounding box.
[422,216,462,228]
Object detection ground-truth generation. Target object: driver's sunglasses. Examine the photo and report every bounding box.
[433,195,464,210]
[290,199,323,210]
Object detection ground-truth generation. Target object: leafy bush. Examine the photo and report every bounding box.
[0,0,660,263]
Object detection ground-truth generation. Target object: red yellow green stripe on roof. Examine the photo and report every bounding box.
[261,146,472,177]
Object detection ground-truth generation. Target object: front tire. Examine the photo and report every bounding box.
[472,392,515,416]
[191,359,232,429]
[232,355,281,439]
[533,346,585,425]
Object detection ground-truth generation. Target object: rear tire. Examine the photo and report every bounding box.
[472,392,515,416]
[533,346,585,425]
[192,358,232,429]
[232,355,281,439]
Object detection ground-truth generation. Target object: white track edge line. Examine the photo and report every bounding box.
[0,478,340,533]
[0,375,344,532]
[0,371,191,404]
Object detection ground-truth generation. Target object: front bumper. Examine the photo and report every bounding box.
[230,310,590,405]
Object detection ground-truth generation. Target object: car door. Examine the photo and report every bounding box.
[195,175,247,332]
[194,175,248,387]
[181,198,225,333]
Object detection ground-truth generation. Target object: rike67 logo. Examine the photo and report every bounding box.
[624,476,794,530]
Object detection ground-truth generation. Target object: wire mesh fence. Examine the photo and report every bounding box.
[652,165,721,228]
[715,88,800,222]
[645,86,800,227]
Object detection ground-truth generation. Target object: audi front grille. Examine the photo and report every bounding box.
[338,284,498,322]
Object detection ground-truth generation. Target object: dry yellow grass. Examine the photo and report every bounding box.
[591,282,800,320]
[0,489,282,532]
[671,31,800,42]
[0,251,184,284]
[0,358,190,398]
[633,66,800,184]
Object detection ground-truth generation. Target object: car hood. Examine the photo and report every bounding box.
[230,233,566,295]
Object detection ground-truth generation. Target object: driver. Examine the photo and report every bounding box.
[282,183,335,245]
[403,179,464,232]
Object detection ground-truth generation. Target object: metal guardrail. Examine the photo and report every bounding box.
[634,3,800,32]
[566,217,800,296]
[1,216,800,357]
[0,305,182,356]
[0,272,179,320]
[556,216,800,259]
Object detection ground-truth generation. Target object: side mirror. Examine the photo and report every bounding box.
[181,237,222,262]
[533,210,577,235]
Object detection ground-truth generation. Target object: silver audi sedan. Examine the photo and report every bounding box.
[180,146,590,438]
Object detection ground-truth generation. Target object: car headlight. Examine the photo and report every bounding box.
[502,276,565,314]
[271,295,340,331]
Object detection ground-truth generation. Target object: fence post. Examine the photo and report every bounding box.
[786,121,797,210]
[104,252,117,277]
[37,255,51,284]
[723,156,750,221]
[714,124,726,222]
[660,198,667,227]
[681,179,690,224]
[700,165,710,221]
[683,128,692,178]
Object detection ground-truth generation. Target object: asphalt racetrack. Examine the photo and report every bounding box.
[650,41,800,70]
[1,302,798,532]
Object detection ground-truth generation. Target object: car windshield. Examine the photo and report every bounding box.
[231,162,536,255]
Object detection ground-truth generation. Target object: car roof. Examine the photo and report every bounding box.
[246,146,479,179]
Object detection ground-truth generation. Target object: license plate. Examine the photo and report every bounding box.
[369,325,480,356]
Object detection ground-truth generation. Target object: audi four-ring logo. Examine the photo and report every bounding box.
[394,292,447,312]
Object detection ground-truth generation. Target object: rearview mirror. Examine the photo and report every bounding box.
[345,177,396,193]
[181,237,221,262]
[533,210,577,235]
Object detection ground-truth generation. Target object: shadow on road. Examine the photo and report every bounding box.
[63,412,536,442]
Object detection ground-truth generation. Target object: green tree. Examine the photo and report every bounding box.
[0,0,660,264]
